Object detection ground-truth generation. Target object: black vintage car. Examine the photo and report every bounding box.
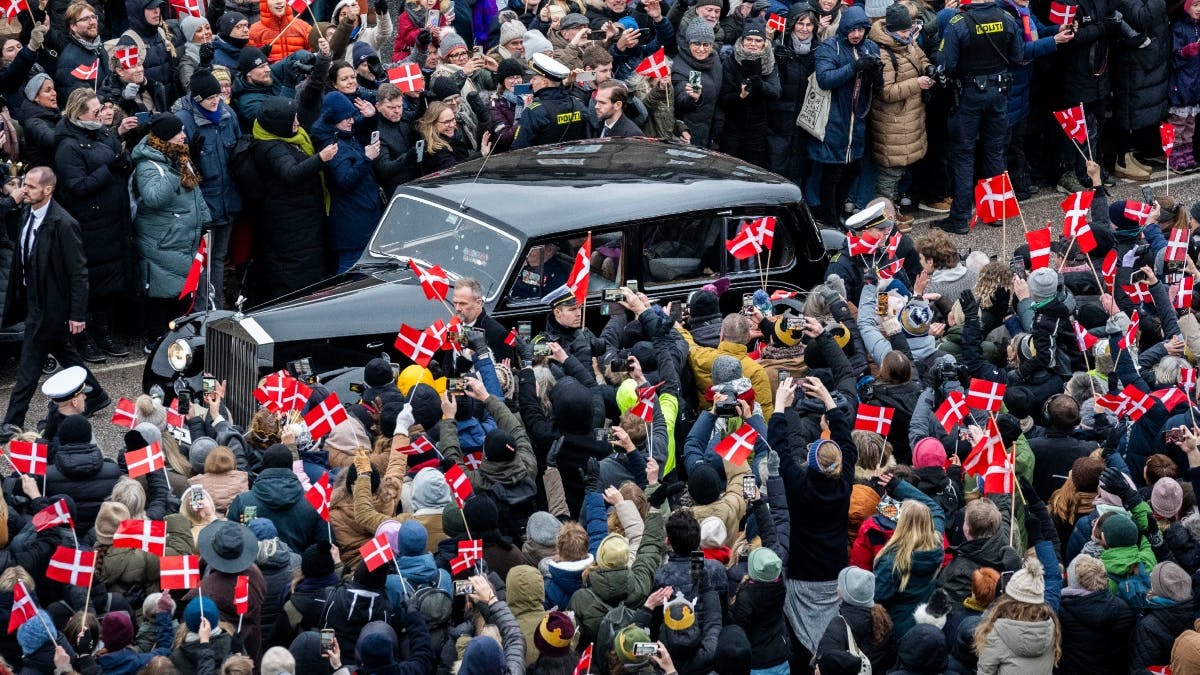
[144,139,828,424]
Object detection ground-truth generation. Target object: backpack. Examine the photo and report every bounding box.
[1109,562,1154,608]
[228,134,264,203]
[403,581,454,649]
[594,598,637,659]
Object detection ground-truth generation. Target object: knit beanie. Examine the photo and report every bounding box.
[711,355,743,386]
[818,650,867,675]
[1151,561,1193,602]
[534,610,575,657]
[94,501,130,546]
[396,520,428,557]
[911,437,946,469]
[356,622,398,668]
[1103,512,1139,548]
[1152,479,1184,519]
[1109,200,1146,238]
[184,596,219,632]
[526,511,562,547]
[181,15,209,42]
[523,29,554,57]
[23,73,50,102]
[1026,267,1059,304]
[321,91,357,123]
[189,437,218,474]
[838,566,875,607]
[460,635,505,674]
[499,19,524,46]
[438,31,467,57]
[483,428,517,462]
[248,517,278,541]
[864,0,891,18]
[884,2,911,30]
[686,19,716,44]
[59,414,92,444]
[1005,556,1046,604]
[17,610,53,656]
[442,502,467,538]
[217,11,247,38]
[463,494,500,533]
[262,443,293,469]
[699,516,727,549]
[596,534,631,569]
[301,541,336,578]
[237,45,268,76]
[742,17,766,38]
[688,462,723,505]
[748,547,782,582]
[261,646,296,675]
[613,625,652,665]
[101,612,135,651]
[190,69,222,101]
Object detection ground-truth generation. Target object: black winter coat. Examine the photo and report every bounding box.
[671,49,723,148]
[54,35,112,99]
[1057,589,1135,675]
[246,139,327,306]
[817,603,897,673]
[731,579,791,669]
[123,0,178,102]
[1111,0,1169,131]
[53,119,133,298]
[1130,600,1194,673]
[20,104,59,169]
[374,114,419,197]
[1051,0,1114,104]
[43,440,123,536]
[97,71,170,117]
[1029,431,1099,500]
[719,43,781,134]
[862,379,922,463]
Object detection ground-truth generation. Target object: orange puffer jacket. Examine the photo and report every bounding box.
[249,0,312,62]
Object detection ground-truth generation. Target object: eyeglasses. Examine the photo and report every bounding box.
[447,50,469,61]
[437,116,456,125]
[691,42,713,49]
[75,13,98,22]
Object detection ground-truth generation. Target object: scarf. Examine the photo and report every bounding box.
[999,0,1035,41]
[888,31,912,45]
[198,104,223,124]
[791,34,813,54]
[405,4,428,28]
[147,134,203,190]
[733,38,776,76]
[252,119,330,213]
[71,118,104,131]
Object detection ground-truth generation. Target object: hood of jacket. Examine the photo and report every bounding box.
[506,564,546,616]
[550,379,594,434]
[53,440,106,479]
[250,467,304,509]
[989,618,1056,658]
[837,5,870,38]
[125,0,160,36]
[256,539,296,573]
[396,552,439,586]
[586,566,634,604]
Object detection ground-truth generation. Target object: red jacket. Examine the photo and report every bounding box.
[393,9,449,62]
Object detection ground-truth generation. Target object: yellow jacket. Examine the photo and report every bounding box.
[679,328,774,419]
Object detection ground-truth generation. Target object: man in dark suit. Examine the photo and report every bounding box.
[594,81,644,138]
[451,276,511,356]
[3,167,110,428]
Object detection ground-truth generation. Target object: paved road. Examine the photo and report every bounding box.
[2,168,1199,452]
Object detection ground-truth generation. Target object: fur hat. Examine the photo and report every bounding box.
[913,589,951,629]
[1005,557,1046,604]
[838,566,875,608]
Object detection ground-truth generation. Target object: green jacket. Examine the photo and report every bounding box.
[131,138,211,299]
[1101,502,1157,591]
[506,565,548,666]
[440,396,538,491]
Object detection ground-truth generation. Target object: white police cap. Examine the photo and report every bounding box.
[530,52,570,82]
[844,201,889,231]
[42,366,91,403]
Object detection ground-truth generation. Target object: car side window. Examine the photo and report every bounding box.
[642,216,725,285]
[505,232,624,303]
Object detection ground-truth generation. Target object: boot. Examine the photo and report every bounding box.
[1125,152,1154,174]
[1114,153,1151,181]
[91,315,129,358]
[74,332,107,364]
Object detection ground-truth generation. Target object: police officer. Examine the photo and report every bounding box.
[39,365,91,441]
[934,0,1023,234]
[511,53,593,149]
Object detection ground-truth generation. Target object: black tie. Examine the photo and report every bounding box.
[21,210,34,284]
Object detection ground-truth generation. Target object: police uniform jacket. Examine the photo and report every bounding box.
[937,2,1023,80]
[511,86,591,149]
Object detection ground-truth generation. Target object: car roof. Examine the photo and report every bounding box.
[401,139,804,239]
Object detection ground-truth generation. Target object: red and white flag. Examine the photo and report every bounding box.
[629,382,664,423]
[634,47,670,78]
[125,441,165,479]
[111,397,138,428]
[966,378,1006,413]
[1072,320,1098,351]
[463,450,483,470]
[713,423,757,465]
[165,399,185,429]
[444,463,474,507]
[1048,0,1076,23]
[751,216,776,250]
[1094,392,1127,415]
[304,393,348,440]
[1059,190,1094,238]
[114,45,140,69]
[394,323,440,368]
[1153,388,1188,411]
[169,0,201,16]
[1122,283,1152,306]
[1175,276,1194,310]
[567,234,592,305]
[7,581,36,634]
[1054,104,1088,144]
[935,390,968,433]
[770,290,798,300]
[1165,227,1189,262]
[504,328,517,347]
[47,546,95,587]
[8,439,47,476]
[179,237,207,299]
[388,63,424,93]
[1162,122,1176,157]
[854,404,894,436]
[0,0,27,19]
[70,58,99,81]
[847,232,881,257]
[876,259,904,281]
[396,434,437,456]
[160,555,201,590]
[288,0,311,14]
[727,222,763,260]
[252,371,289,412]
[282,378,312,411]
[767,13,786,31]
[1119,310,1140,350]
[574,645,594,675]
[1071,220,1098,253]
[1025,228,1052,271]
[113,519,166,557]
[234,575,249,616]
[449,553,473,576]
[886,230,902,259]
[963,417,1011,494]
[1121,384,1155,422]
[359,533,396,572]
[1123,201,1154,226]
[1102,249,1118,292]
[305,471,331,521]
[457,538,483,566]
[32,499,73,532]
[974,174,1020,223]
[409,259,450,301]
[1182,367,1196,393]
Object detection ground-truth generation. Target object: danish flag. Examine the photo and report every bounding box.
[444,463,474,507]
[111,397,138,428]
[1102,249,1118,292]
[409,259,450,301]
[396,434,437,456]
[963,417,1011,494]
[463,450,483,470]
[160,555,200,590]
[457,538,483,566]
[854,404,894,436]
[7,582,36,634]
[504,328,517,347]
[1121,384,1155,422]
[114,45,140,69]
[1071,220,1098,253]
[70,58,99,81]
[751,216,776,250]
[1122,283,1152,306]
[8,440,47,476]
[713,423,757,465]
[303,393,348,441]
[770,290,798,300]
[169,0,201,16]
[1123,201,1154,226]
[1119,310,1140,349]
[935,390,968,433]
[629,382,664,423]
[1094,392,1127,415]
[1059,190,1094,237]
[886,230,902,259]
[388,63,424,93]
[1153,388,1188,411]
[567,234,592,305]
[966,378,1006,413]
[1072,320,1098,351]
[234,575,249,616]
[634,47,670,79]
[767,12,787,31]
[449,553,473,575]
[1175,276,1194,310]
[876,258,904,281]
[1025,228,1052,271]
[1054,104,1088,144]
[1162,122,1176,157]
[125,441,165,479]
[283,378,312,411]
[395,323,440,367]
[0,0,28,19]
[47,546,94,586]
[288,0,311,14]
[974,174,1020,223]
[359,533,395,572]
[1165,227,1189,262]
[179,237,207,299]
[847,232,881,257]
[305,471,331,520]
[252,371,287,411]
[1182,367,1196,393]
[574,645,594,675]
[165,399,185,428]
[727,222,763,260]
[1048,0,1076,23]
[32,499,73,532]
[113,519,167,557]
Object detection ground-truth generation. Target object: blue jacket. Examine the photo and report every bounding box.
[176,97,243,227]
[1171,15,1200,107]
[807,6,879,165]
[999,1,1059,127]
[212,37,242,69]
[682,410,770,476]
[310,124,381,255]
[545,557,591,610]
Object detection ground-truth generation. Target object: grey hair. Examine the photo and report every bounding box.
[110,477,147,519]
[1154,356,1190,386]
[455,277,483,300]
[533,365,557,413]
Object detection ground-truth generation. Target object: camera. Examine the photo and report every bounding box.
[609,349,630,372]
[454,580,474,596]
[593,428,616,443]
[930,359,958,390]
[712,386,739,417]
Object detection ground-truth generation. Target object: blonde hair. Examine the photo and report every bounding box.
[180,485,214,525]
[974,261,1013,311]
[815,440,843,478]
[416,101,455,154]
[974,595,1062,664]
[874,500,941,590]
[109,477,147,519]
[0,566,34,591]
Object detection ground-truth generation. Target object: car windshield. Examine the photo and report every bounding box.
[370,194,520,300]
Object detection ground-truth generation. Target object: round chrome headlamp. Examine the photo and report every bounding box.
[166,339,193,372]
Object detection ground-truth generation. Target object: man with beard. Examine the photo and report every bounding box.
[55,2,110,96]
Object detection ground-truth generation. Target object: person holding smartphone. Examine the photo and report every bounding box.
[312,91,383,273]
[487,58,532,152]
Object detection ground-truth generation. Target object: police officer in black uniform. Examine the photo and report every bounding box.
[511,53,593,149]
[934,0,1023,234]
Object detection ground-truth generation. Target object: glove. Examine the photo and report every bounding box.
[1018,477,1042,509]
[852,55,876,73]
[466,328,489,355]
[28,23,47,51]
[766,449,780,478]
[1024,511,1042,545]
[515,336,533,363]
[438,457,457,473]
[395,403,415,435]
[1100,466,1140,506]
[416,27,433,50]
[570,332,594,360]
[648,480,685,507]
[959,289,979,320]
[374,0,387,13]
[583,457,601,493]
[819,285,841,305]
[199,41,215,67]
[1183,42,1200,58]
[122,82,140,100]
[74,630,95,656]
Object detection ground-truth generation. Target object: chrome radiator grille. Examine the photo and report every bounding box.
[205,318,263,428]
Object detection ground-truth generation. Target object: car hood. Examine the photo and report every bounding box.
[241,263,454,343]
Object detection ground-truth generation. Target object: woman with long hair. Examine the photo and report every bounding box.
[416,100,491,174]
[975,556,1062,674]
[872,475,945,638]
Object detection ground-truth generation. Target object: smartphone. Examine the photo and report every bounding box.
[454,580,474,595]
[633,643,658,657]
[778,369,790,383]
[588,29,607,41]
[690,551,704,581]
[688,70,702,88]
[517,321,532,339]
[627,280,639,293]
[532,343,551,358]
[513,83,533,96]
[1166,428,1185,444]
[785,315,805,330]
[177,390,191,411]
[593,428,616,443]
[370,130,380,145]
[446,377,468,393]
[428,8,439,25]
[1141,185,1156,205]
[135,111,151,124]
[575,70,596,83]
[190,487,206,510]
[415,139,425,162]
[244,505,257,522]
[742,474,756,500]
[320,629,336,652]
[742,293,754,314]
[202,376,216,395]
[669,302,683,323]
